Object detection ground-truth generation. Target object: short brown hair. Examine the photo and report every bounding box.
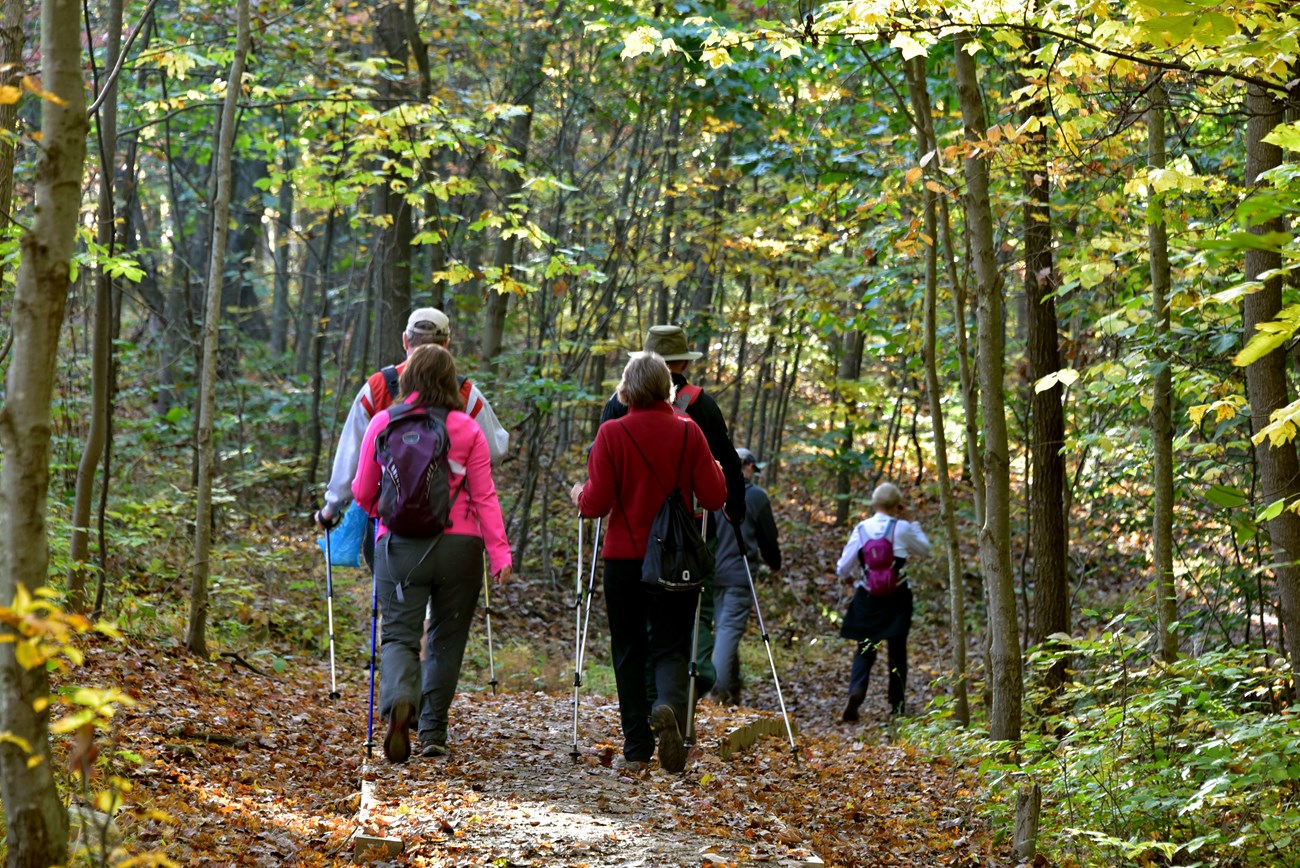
[616,352,672,409]
[399,344,464,411]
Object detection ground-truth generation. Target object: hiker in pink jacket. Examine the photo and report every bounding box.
[353,344,512,762]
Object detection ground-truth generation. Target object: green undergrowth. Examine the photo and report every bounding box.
[908,614,1299,867]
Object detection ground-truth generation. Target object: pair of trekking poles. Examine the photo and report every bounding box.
[321,524,498,760]
[568,514,797,762]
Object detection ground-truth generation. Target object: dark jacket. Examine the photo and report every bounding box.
[601,371,746,526]
[579,404,727,560]
[712,481,781,588]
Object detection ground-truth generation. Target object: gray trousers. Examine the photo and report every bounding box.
[376,532,484,746]
[711,585,752,700]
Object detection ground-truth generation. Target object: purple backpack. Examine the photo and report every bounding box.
[374,403,459,537]
[859,519,899,596]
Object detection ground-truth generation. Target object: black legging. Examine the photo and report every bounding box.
[848,635,908,713]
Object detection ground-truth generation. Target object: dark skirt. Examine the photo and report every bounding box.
[840,583,913,643]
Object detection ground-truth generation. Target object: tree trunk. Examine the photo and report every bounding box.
[0,0,87,856]
[0,0,22,246]
[1242,82,1300,668]
[68,0,124,608]
[1148,78,1178,663]
[482,0,566,368]
[270,147,295,356]
[956,33,1021,742]
[905,54,969,726]
[836,329,864,526]
[187,0,250,657]
[1022,32,1069,685]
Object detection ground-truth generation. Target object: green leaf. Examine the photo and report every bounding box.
[1204,484,1247,508]
[1258,499,1286,521]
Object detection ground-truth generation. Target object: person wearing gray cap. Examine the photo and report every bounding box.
[314,307,508,538]
[710,447,782,706]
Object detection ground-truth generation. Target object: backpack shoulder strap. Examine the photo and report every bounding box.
[672,384,702,415]
[381,365,400,406]
[457,376,481,418]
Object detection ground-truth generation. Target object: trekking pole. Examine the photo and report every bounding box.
[365,519,380,761]
[323,529,340,700]
[684,587,704,747]
[570,516,603,760]
[569,517,584,760]
[735,520,798,761]
[683,509,709,747]
[482,554,498,695]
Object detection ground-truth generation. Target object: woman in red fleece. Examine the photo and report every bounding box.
[570,352,726,772]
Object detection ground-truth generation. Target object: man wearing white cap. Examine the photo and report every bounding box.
[314,307,508,534]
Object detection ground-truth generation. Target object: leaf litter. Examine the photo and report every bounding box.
[58,488,1003,866]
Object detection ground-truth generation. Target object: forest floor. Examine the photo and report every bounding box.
[58,484,1008,867]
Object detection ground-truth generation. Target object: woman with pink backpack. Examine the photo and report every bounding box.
[835,482,930,722]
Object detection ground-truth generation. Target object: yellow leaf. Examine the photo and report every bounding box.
[15,639,44,670]
[22,76,67,106]
[0,85,18,104]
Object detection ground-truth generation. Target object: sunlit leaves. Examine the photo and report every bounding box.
[621,26,663,60]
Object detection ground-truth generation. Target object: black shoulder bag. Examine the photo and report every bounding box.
[620,422,714,592]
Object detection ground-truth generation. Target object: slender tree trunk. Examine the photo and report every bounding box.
[68,0,124,608]
[187,0,250,657]
[1242,82,1300,668]
[482,0,566,368]
[270,147,294,356]
[0,0,22,248]
[0,0,87,855]
[836,329,864,526]
[1148,79,1178,663]
[1021,32,1069,686]
[956,33,1021,742]
[905,55,969,725]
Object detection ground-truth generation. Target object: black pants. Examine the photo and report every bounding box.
[604,558,697,762]
[848,636,908,713]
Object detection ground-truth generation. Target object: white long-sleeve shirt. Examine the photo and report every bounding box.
[322,373,508,515]
[836,511,931,589]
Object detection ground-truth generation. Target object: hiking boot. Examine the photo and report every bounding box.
[651,705,687,774]
[420,741,449,759]
[841,691,865,723]
[383,700,414,763]
[615,756,648,773]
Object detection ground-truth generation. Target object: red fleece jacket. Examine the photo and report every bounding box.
[579,403,727,560]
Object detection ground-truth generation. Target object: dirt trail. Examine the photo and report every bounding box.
[80,619,995,867]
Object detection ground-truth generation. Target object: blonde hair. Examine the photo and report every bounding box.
[871,482,903,513]
[399,344,464,410]
[616,352,673,408]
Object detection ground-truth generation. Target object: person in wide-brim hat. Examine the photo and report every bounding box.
[636,325,703,361]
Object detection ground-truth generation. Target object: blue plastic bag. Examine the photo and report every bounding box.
[317,502,367,568]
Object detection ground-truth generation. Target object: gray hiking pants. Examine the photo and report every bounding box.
[376,531,484,747]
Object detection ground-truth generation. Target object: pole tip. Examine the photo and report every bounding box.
[329,691,341,700]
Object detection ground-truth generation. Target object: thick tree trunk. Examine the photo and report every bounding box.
[187,0,250,657]
[0,0,87,857]
[69,0,124,608]
[956,33,1021,742]
[1242,83,1300,668]
[905,54,969,726]
[1148,79,1178,663]
[1021,33,1069,683]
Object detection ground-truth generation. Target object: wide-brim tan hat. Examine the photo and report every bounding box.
[638,324,703,361]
